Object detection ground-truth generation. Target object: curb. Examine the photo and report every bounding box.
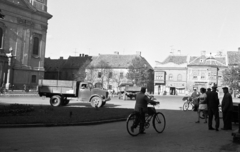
[0,118,127,128]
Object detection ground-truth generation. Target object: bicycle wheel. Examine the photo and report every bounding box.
[183,102,189,111]
[153,112,166,133]
[126,113,140,136]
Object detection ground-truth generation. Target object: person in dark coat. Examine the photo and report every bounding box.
[207,86,220,131]
[221,87,233,130]
[133,87,158,134]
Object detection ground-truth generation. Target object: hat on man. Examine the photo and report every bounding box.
[222,87,228,90]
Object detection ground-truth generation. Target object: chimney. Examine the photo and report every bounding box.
[238,47,240,52]
[201,50,206,56]
[136,51,141,56]
[79,54,81,57]
[114,51,119,55]
[59,57,63,60]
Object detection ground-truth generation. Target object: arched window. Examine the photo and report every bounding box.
[32,37,39,55]
[177,74,182,81]
[168,74,173,80]
[0,27,3,48]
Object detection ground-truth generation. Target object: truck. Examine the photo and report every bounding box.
[118,82,141,100]
[38,79,110,108]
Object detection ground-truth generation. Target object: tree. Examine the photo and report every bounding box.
[86,60,112,89]
[127,57,151,87]
[75,60,91,81]
[97,60,112,89]
[222,66,240,90]
[85,64,97,83]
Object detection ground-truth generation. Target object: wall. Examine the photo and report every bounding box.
[0,0,51,90]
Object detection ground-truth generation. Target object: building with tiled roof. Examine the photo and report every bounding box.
[86,52,153,92]
[44,54,92,80]
[44,57,67,80]
[187,51,227,91]
[89,53,152,69]
[154,50,188,95]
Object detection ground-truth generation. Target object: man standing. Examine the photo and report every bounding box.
[207,86,220,131]
[221,87,233,130]
[133,87,158,134]
[191,88,200,108]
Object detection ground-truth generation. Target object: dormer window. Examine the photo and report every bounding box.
[200,59,203,63]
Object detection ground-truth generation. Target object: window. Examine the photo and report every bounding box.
[32,37,40,55]
[201,76,205,79]
[0,27,3,48]
[168,74,173,80]
[177,74,182,81]
[193,76,197,79]
[98,72,102,78]
[120,72,123,79]
[31,75,37,83]
[108,85,112,90]
[155,72,164,80]
[109,72,112,78]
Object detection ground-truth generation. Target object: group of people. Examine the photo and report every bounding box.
[191,86,233,131]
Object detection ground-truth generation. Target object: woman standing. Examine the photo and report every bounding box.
[196,88,208,123]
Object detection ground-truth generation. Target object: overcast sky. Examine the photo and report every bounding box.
[46,0,240,67]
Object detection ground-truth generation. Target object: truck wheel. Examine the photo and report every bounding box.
[62,100,70,106]
[50,95,62,107]
[90,97,102,108]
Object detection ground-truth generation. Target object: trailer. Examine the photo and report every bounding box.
[38,79,110,108]
[118,83,141,100]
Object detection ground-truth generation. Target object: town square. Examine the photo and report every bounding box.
[1,0,240,152]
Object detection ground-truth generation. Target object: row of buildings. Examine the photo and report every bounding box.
[154,49,240,95]
[44,48,240,96]
[0,0,239,95]
[44,52,154,93]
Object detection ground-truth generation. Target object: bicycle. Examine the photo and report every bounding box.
[182,96,194,111]
[126,101,166,136]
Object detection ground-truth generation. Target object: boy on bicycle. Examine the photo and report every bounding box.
[132,87,158,134]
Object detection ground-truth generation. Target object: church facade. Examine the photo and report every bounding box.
[0,0,52,90]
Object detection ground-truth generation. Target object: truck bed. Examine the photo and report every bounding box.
[125,86,141,92]
[38,79,78,97]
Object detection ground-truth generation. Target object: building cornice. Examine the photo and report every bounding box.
[154,67,187,70]
[1,0,52,19]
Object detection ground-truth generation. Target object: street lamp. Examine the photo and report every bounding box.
[5,47,13,90]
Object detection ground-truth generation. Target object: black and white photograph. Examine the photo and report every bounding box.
[1,0,240,151]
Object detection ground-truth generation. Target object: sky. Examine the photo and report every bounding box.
[45,0,240,67]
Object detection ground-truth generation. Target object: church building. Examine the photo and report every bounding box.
[0,0,52,90]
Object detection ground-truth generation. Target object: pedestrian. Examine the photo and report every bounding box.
[132,87,158,134]
[23,84,26,92]
[196,88,208,123]
[221,87,233,130]
[191,88,200,111]
[207,86,220,131]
